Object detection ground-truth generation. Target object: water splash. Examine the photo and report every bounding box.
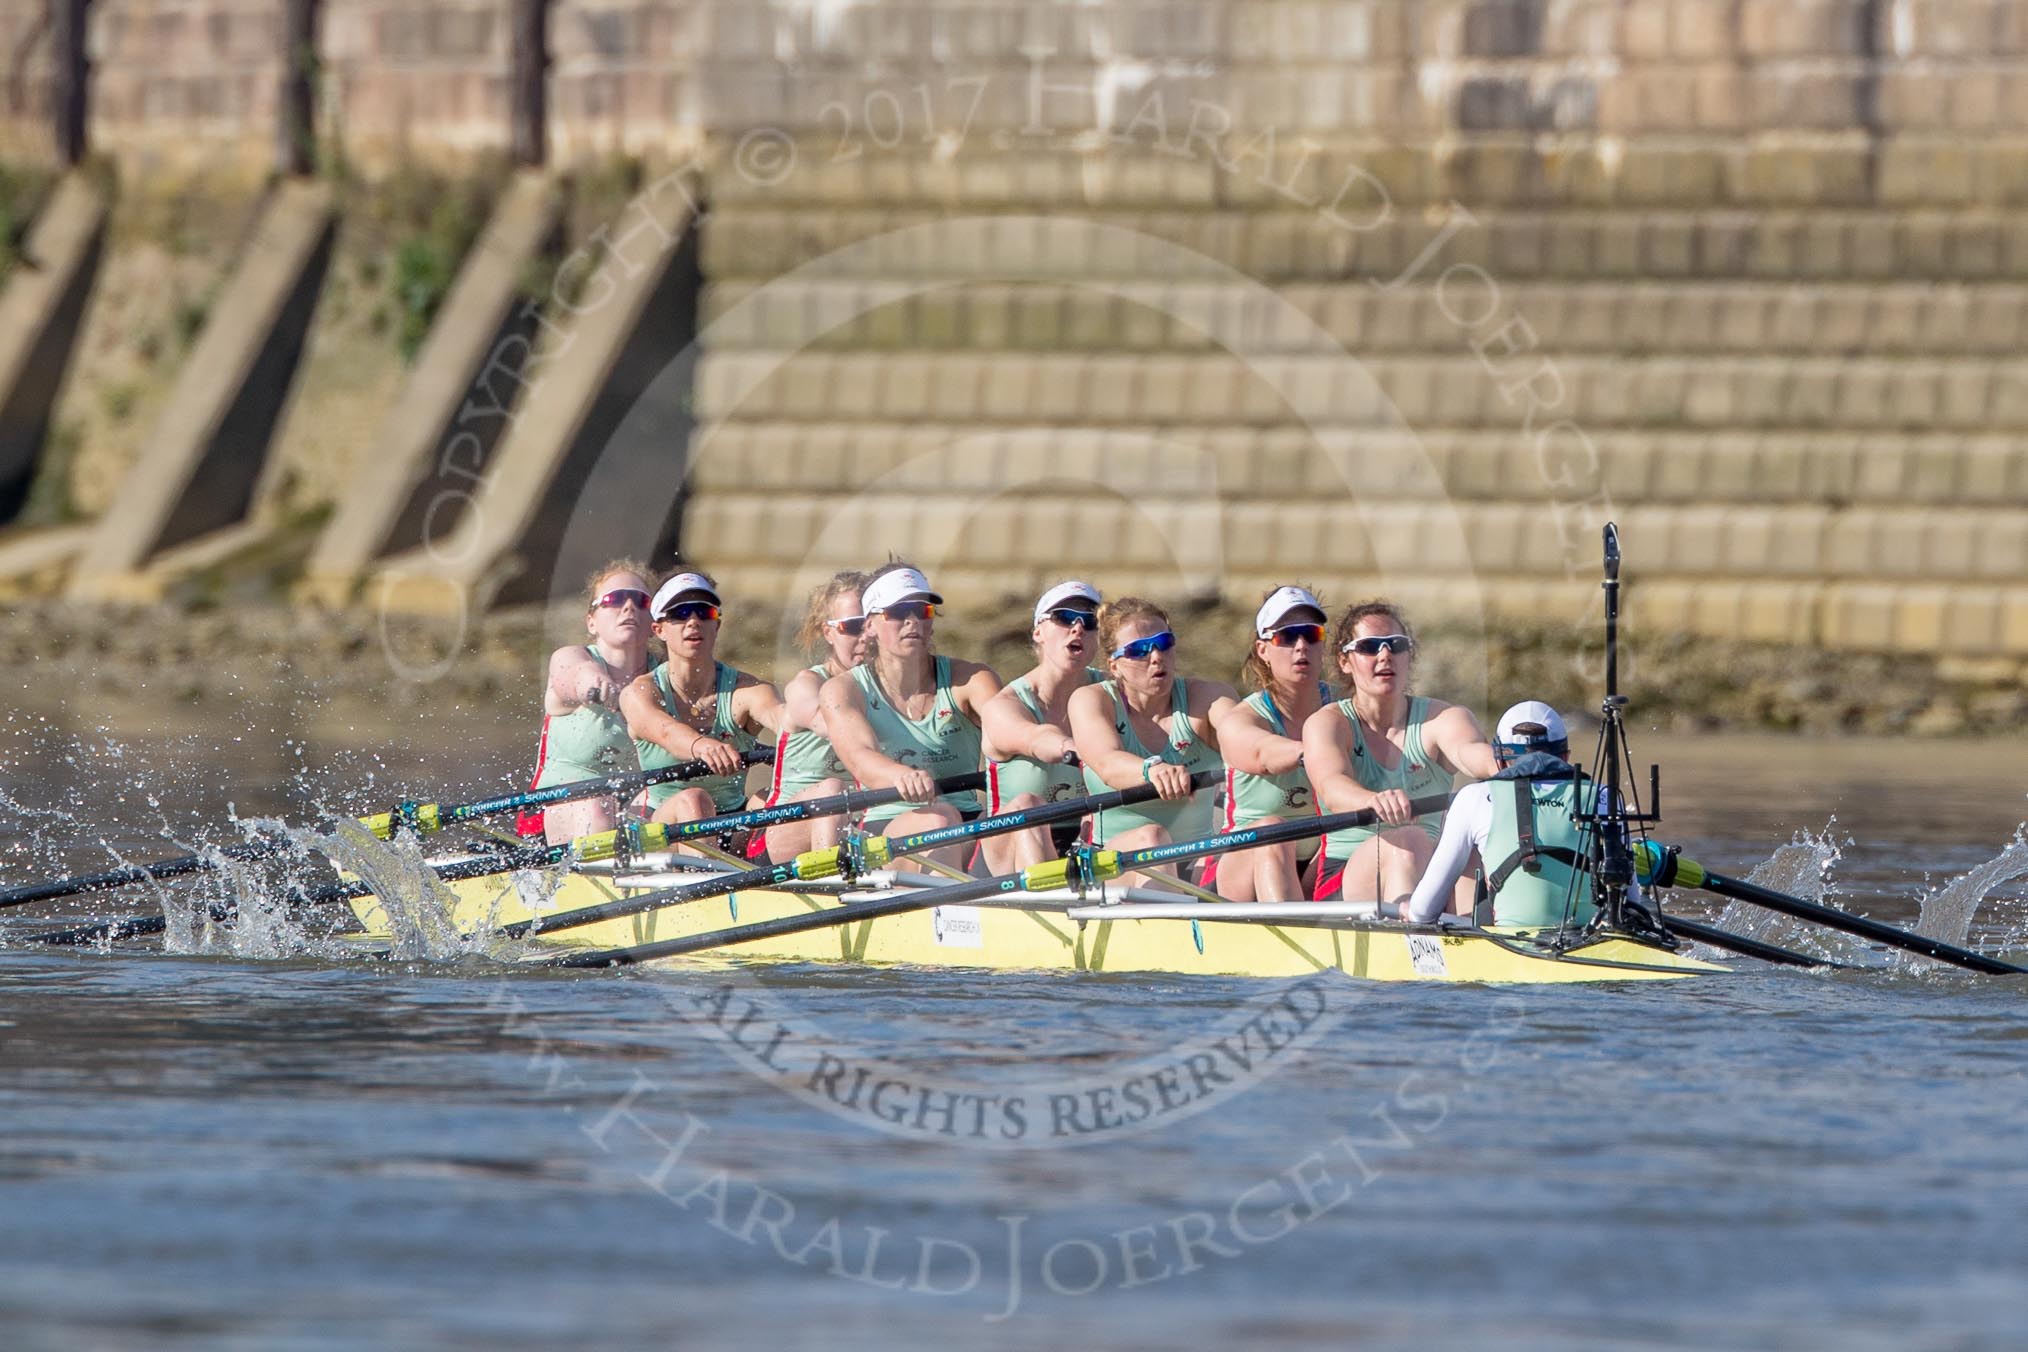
[298,818,553,964]
[1914,824,2028,953]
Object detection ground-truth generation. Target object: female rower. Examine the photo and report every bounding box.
[620,570,785,855]
[1069,598,1233,882]
[530,559,656,845]
[754,570,870,862]
[819,562,1003,871]
[1210,586,1330,901]
[978,580,1104,871]
[1302,600,1499,908]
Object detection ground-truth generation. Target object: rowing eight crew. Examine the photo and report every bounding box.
[528,559,1611,928]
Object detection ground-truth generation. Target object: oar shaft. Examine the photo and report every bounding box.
[0,836,279,908]
[1691,866,2023,976]
[1108,794,1451,874]
[1661,913,1845,971]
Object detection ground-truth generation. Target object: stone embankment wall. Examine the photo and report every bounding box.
[0,0,2024,658]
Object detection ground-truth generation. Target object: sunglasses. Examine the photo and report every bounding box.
[1268,623,1325,647]
[1111,630,1176,661]
[1342,634,1413,657]
[1044,608,1098,630]
[658,601,720,624]
[825,615,867,637]
[592,588,650,612]
[877,602,936,622]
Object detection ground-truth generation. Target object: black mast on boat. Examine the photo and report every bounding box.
[1587,523,1662,936]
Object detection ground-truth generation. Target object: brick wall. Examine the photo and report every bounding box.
[0,0,2024,649]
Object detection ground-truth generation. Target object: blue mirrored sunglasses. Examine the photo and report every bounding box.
[1111,630,1176,660]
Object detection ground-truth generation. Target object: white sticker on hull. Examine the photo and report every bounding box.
[932,905,984,948]
[1407,933,1448,976]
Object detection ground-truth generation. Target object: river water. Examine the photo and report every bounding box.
[2,695,2025,1348]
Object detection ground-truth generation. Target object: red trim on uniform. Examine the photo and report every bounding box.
[1312,857,1345,901]
[987,761,1004,816]
[1221,767,1238,832]
[745,829,771,862]
[763,726,791,807]
[1199,856,1219,888]
[517,715,554,837]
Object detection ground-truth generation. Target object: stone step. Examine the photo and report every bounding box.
[700,205,2028,284]
[680,492,2028,586]
[699,278,2028,357]
[687,422,2028,508]
[692,350,2028,430]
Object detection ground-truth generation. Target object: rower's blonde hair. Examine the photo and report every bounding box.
[1098,597,1171,672]
[583,558,651,610]
[1241,583,1326,691]
[795,569,871,653]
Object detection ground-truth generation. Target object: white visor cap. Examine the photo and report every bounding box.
[1033,580,1103,626]
[862,567,944,615]
[651,571,721,619]
[1254,585,1327,638]
[1497,700,1568,748]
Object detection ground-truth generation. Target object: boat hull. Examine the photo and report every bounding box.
[350,867,1726,984]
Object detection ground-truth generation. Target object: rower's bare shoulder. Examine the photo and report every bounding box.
[945,656,1003,688]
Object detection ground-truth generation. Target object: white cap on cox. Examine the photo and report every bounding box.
[1497,700,1568,750]
[1033,580,1102,626]
[650,571,721,619]
[1254,585,1326,638]
[861,567,944,615]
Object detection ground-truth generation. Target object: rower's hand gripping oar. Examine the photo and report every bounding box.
[548,791,1448,968]
[1637,840,2025,976]
[0,749,773,913]
[498,769,1224,944]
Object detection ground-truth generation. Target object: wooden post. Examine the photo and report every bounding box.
[278,0,318,176]
[51,0,88,166]
[510,0,549,167]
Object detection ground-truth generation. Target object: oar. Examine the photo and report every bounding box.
[1657,912,1848,971]
[497,770,1224,944]
[0,749,774,913]
[547,792,1449,968]
[21,771,988,947]
[1637,841,2025,976]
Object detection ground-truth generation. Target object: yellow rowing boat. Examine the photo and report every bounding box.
[347,863,1726,984]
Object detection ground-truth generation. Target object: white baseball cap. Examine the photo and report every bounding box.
[650,571,721,619]
[1254,585,1326,638]
[861,567,944,615]
[1497,700,1568,750]
[1033,580,1102,626]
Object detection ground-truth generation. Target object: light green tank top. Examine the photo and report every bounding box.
[636,661,761,813]
[768,663,849,802]
[1222,687,1319,830]
[532,646,639,787]
[1322,695,1449,860]
[1482,763,1600,930]
[987,667,1103,809]
[1081,678,1222,847]
[849,656,984,824]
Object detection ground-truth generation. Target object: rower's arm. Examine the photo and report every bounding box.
[981,684,1072,764]
[1191,681,1240,754]
[1430,704,1501,780]
[544,646,607,713]
[1303,706,1380,813]
[619,673,694,757]
[1403,784,1493,924]
[817,671,908,790]
[1068,684,1142,790]
[947,658,1006,724]
[734,675,787,739]
[1214,703,1301,777]
[781,668,826,738]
